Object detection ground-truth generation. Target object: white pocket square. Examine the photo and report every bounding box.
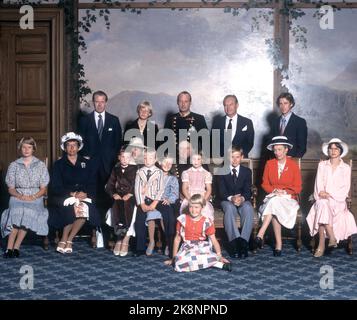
[242,125,248,131]
[108,128,113,131]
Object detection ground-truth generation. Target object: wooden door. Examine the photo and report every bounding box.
[0,22,51,167]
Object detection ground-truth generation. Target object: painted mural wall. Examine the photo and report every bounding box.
[79,7,357,159]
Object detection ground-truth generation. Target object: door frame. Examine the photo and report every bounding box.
[0,8,65,163]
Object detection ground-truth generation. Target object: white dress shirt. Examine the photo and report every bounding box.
[280,111,293,130]
[94,111,106,129]
[227,165,240,201]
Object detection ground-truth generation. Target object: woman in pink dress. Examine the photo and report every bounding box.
[180,153,214,221]
[307,138,357,257]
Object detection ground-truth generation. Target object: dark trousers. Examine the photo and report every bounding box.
[159,203,176,257]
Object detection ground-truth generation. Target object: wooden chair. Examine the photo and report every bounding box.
[213,158,260,251]
[310,159,353,255]
[42,157,50,250]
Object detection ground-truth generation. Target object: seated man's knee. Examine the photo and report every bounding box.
[221,201,236,214]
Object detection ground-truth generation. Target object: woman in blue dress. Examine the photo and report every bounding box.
[1,137,49,258]
[48,132,100,254]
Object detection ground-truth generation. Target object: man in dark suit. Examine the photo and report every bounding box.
[164,91,208,152]
[78,90,123,247]
[271,92,307,158]
[217,146,254,258]
[211,94,254,158]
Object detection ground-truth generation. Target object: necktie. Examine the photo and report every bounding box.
[146,169,152,181]
[227,118,232,130]
[97,114,104,140]
[232,168,238,184]
[280,117,286,135]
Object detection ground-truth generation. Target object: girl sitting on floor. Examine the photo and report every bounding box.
[164,194,231,272]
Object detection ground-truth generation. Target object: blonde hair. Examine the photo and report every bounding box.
[137,101,153,117]
[188,194,206,208]
[18,137,37,151]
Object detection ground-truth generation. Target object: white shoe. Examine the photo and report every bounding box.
[119,243,129,257]
[56,241,66,254]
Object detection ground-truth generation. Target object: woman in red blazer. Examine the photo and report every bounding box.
[255,136,302,256]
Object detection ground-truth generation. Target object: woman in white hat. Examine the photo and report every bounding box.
[306,138,357,257]
[255,136,302,256]
[48,132,101,253]
[124,136,147,166]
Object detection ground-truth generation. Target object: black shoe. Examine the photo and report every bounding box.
[235,238,243,258]
[229,252,239,259]
[273,249,282,257]
[240,246,249,258]
[13,249,20,258]
[3,249,13,258]
[253,237,263,250]
[228,239,239,258]
[133,250,145,257]
[237,238,248,258]
[222,263,232,272]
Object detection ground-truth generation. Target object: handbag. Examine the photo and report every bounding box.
[114,223,128,237]
[96,228,104,248]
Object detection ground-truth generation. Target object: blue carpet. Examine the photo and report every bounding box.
[1,237,356,300]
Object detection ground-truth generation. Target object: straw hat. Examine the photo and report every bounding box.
[60,132,83,151]
[322,138,348,158]
[267,136,293,151]
[127,137,146,149]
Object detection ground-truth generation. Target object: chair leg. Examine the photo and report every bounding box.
[309,233,315,253]
[347,236,353,255]
[43,236,49,250]
[252,223,258,253]
[54,230,60,245]
[108,234,115,251]
[91,229,97,249]
[296,221,302,252]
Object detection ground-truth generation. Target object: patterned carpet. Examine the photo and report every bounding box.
[1,235,356,300]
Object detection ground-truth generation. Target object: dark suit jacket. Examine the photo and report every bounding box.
[105,164,137,197]
[272,112,307,158]
[217,165,252,202]
[78,111,122,181]
[124,118,159,149]
[164,111,208,149]
[211,114,254,158]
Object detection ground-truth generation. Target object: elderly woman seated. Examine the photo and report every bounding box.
[48,132,101,254]
[307,138,357,257]
[1,137,49,258]
[254,136,302,256]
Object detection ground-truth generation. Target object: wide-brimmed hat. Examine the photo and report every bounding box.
[322,138,348,158]
[267,136,293,151]
[127,137,146,149]
[60,132,83,151]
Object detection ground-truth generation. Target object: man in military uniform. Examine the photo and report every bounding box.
[164,91,208,153]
